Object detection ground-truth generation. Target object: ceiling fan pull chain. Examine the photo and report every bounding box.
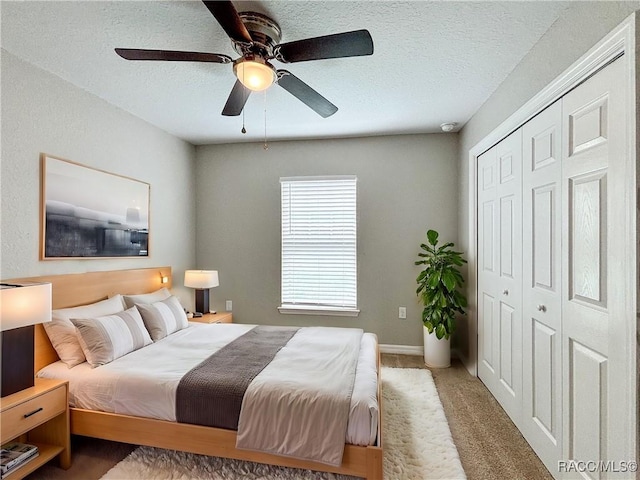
[241,62,247,134]
[263,90,269,150]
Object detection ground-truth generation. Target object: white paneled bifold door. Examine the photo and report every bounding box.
[477,56,634,479]
[522,99,564,474]
[560,57,631,480]
[477,128,523,426]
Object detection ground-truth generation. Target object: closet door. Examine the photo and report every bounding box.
[477,129,523,425]
[521,100,563,473]
[477,145,499,396]
[561,57,633,477]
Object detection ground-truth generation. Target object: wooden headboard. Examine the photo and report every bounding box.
[5,266,173,373]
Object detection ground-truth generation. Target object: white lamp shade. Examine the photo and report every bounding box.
[234,60,275,91]
[184,270,219,289]
[0,282,52,331]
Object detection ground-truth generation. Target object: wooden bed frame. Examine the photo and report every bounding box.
[9,267,384,479]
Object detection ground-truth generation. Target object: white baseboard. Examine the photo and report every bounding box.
[379,344,423,355]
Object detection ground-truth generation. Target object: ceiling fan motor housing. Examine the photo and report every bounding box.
[233,11,282,58]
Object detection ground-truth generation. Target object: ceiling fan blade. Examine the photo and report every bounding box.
[276,70,337,118]
[222,80,251,116]
[115,48,232,63]
[274,30,373,63]
[202,1,253,45]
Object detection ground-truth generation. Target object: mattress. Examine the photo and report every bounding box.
[38,322,379,446]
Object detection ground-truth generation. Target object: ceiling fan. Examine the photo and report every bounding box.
[115,1,374,118]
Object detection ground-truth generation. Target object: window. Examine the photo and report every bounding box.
[279,176,358,316]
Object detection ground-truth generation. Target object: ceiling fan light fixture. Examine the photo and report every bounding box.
[234,58,275,92]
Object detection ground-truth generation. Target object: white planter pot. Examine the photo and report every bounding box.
[423,325,451,368]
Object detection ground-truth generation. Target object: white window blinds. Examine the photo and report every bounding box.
[280,176,357,313]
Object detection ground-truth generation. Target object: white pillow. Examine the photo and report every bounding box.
[123,288,171,309]
[136,296,188,341]
[72,307,153,368]
[43,294,126,367]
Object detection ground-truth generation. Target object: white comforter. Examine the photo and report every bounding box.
[38,322,379,448]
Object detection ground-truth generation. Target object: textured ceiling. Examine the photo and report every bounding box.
[1,1,569,145]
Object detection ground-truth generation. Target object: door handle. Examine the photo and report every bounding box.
[537,304,547,312]
[503,289,509,296]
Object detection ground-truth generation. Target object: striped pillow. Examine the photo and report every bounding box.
[72,306,153,367]
[122,287,171,309]
[136,296,188,341]
[44,294,127,368]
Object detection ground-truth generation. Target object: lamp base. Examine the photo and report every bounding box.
[1,325,35,397]
[194,289,210,315]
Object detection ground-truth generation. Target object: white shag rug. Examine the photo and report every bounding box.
[101,367,465,480]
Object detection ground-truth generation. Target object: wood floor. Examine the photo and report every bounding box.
[27,354,551,480]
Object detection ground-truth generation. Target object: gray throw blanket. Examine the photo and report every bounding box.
[175,325,299,429]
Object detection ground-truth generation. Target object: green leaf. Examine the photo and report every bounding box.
[432,290,442,306]
[437,242,455,253]
[439,294,448,308]
[435,323,446,339]
[446,316,455,332]
[420,243,435,253]
[428,270,441,288]
[426,292,438,307]
[427,230,439,246]
[424,321,434,333]
[452,270,464,284]
[450,256,464,266]
[453,290,468,308]
[442,270,456,292]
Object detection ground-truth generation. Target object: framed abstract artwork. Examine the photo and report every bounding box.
[40,154,150,259]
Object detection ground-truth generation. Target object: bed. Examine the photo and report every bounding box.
[11,267,383,479]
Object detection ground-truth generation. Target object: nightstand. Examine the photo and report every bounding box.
[1,378,71,479]
[191,311,233,324]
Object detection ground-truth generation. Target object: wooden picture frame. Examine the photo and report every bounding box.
[40,154,150,259]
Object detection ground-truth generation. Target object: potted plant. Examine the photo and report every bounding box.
[415,229,467,367]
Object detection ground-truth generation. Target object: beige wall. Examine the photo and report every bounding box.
[195,134,459,346]
[1,51,197,305]
[456,2,640,372]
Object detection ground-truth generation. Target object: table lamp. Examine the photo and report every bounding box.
[1,282,52,397]
[184,270,219,316]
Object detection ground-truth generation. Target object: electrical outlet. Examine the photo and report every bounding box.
[225,300,232,312]
[399,306,407,319]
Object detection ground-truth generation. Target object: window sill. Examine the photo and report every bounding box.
[278,306,360,317]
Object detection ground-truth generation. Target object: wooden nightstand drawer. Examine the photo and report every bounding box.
[191,312,233,324]
[2,385,66,442]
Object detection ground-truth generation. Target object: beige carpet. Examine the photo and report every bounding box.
[384,355,552,480]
